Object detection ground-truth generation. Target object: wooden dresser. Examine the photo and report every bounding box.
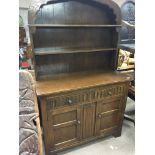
[28,0,131,154]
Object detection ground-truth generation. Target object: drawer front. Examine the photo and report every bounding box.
[46,84,125,110]
[46,93,80,109]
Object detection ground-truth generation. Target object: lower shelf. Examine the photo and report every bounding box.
[34,47,117,55]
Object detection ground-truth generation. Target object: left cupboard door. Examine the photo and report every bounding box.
[46,104,83,151]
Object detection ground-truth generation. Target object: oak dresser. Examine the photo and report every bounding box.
[28,0,131,154]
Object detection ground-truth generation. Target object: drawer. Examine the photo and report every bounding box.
[46,93,80,109]
[46,84,125,110]
[97,85,124,98]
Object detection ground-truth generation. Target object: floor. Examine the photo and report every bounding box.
[44,98,135,155]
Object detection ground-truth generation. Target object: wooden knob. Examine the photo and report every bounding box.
[68,99,73,104]
[77,120,81,124]
[108,91,112,95]
[98,114,102,118]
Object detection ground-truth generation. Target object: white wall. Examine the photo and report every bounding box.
[19,0,31,25]
[19,0,32,43]
[19,0,31,9]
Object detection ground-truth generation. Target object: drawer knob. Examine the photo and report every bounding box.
[98,114,102,118]
[108,91,112,95]
[68,99,73,104]
[77,120,81,124]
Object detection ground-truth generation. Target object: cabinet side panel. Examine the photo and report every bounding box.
[40,97,52,153]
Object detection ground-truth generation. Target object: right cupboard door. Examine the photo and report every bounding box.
[95,98,123,136]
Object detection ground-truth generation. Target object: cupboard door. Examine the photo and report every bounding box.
[95,98,122,136]
[48,105,82,150]
[82,102,96,139]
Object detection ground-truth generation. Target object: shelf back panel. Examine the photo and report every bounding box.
[35,51,116,79]
[33,28,117,50]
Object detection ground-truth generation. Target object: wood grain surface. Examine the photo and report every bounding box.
[35,71,131,96]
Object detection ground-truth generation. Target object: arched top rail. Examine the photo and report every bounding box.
[28,0,121,25]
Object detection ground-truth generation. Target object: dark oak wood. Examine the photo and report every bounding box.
[37,81,129,154]
[29,24,121,27]
[35,71,130,96]
[47,105,82,150]
[95,98,122,136]
[34,52,118,80]
[82,102,96,139]
[29,0,122,80]
[28,0,121,25]
[34,47,117,55]
[28,0,130,155]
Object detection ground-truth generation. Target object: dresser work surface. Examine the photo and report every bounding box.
[35,71,130,96]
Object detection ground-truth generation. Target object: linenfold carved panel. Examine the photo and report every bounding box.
[46,84,124,109]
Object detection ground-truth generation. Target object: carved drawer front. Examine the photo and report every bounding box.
[95,84,124,100]
[47,106,82,150]
[46,93,80,109]
[95,98,123,136]
[46,84,125,110]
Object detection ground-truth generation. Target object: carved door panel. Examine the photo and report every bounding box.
[48,105,82,150]
[95,98,123,136]
[82,102,96,139]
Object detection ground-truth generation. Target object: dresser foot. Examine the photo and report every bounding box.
[113,130,122,138]
[50,152,57,155]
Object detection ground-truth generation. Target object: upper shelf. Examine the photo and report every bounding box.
[34,47,117,55]
[29,24,121,28]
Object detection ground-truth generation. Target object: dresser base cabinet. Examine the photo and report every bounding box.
[38,81,129,155]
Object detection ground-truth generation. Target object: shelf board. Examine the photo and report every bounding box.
[29,24,121,28]
[34,47,117,55]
